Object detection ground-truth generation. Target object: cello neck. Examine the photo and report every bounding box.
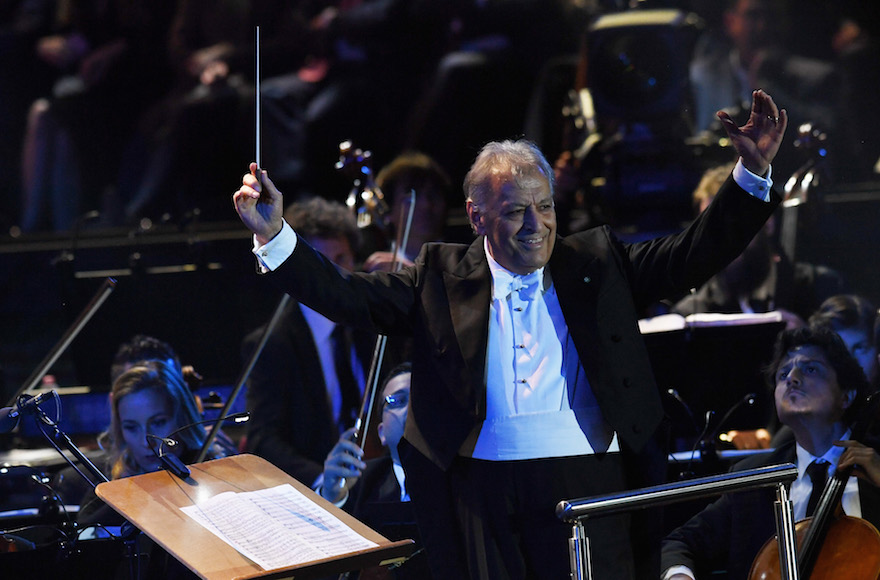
[797,464,850,577]
[798,390,880,576]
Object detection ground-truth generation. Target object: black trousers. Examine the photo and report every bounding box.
[402,442,653,580]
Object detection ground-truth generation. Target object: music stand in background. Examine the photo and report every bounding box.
[642,313,786,456]
[96,454,414,580]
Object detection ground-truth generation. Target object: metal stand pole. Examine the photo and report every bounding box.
[36,403,109,487]
[774,483,800,580]
[568,520,591,580]
[195,293,289,463]
[558,465,799,579]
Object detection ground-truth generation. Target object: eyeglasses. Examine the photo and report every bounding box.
[383,391,409,410]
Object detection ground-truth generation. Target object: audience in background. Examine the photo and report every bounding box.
[6,0,597,233]
[830,3,880,181]
[0,0,57,231]
[18,0,177,232]
[689,0,837,179]
[5,1,876,236]
[109,0,309,225]
[258,0,462,202]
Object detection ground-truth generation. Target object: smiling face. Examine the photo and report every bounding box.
[774,345,854,428]
[117,387,182,473]
[467,174,556,275]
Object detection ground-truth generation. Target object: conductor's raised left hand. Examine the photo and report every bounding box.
[718,89,788,177]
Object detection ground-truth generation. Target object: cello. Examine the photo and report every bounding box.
[749,393,880,579]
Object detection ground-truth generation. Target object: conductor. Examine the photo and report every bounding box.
[233,90,788,580]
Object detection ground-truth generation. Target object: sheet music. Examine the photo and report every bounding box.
[181,483,378,571]
[683,311,783,327]
[638,311,783,334]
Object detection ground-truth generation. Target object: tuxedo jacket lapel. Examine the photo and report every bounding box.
[443,238,492,417]
[441,236,608,418]
[550,238,603,372]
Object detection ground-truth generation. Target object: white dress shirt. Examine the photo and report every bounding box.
[790,436,860,520]
[469,241,618,460]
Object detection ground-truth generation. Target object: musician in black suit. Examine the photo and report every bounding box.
[243,197,375,487]
[234,91,787,580]
[661,326,880,580]
[318,362,431,579]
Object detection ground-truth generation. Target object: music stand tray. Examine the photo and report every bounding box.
[641,313,785,440]
[96,454,413,580]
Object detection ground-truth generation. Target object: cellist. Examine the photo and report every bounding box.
[661,326,880,580]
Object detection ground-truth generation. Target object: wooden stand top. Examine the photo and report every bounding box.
[96,454,413,580]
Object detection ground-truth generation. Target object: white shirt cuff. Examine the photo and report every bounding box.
[732,158,772,201]
[314,484,349,508]
[252,220,297,272]
[662,565,696,580]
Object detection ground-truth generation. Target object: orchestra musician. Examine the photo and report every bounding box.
[317,362,432,579]
[242,197,376,488]
[233,89,787,580]
[661,326,880,580]
[74,360,227,579]
[77,360,228,527]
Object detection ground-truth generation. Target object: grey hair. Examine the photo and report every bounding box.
[463,140,555,206]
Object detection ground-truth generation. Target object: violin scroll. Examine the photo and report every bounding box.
[336,140,390,231]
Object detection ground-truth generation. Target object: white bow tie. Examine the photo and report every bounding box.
[493,269,542,301]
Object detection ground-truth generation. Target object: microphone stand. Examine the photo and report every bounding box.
[23,396,145,580]
[28,395,109,489]
[697,393,757,468]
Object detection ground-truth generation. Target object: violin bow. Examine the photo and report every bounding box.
[354,189,416,443]
[338,190,416,489]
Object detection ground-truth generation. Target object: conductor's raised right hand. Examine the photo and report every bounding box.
[233,162,284,246]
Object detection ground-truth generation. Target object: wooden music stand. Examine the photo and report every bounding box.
[95,454,414,580]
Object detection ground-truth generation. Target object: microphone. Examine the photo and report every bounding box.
[665,388,699,435]
[679,410,715,479]
[146,412,249,480]
[0,391,58,434]
[708,392,757,445]
[690,393,757,470]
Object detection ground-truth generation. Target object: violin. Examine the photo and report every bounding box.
[336,141,390,235]
[335,141,416,465]
[749,393,880,579]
